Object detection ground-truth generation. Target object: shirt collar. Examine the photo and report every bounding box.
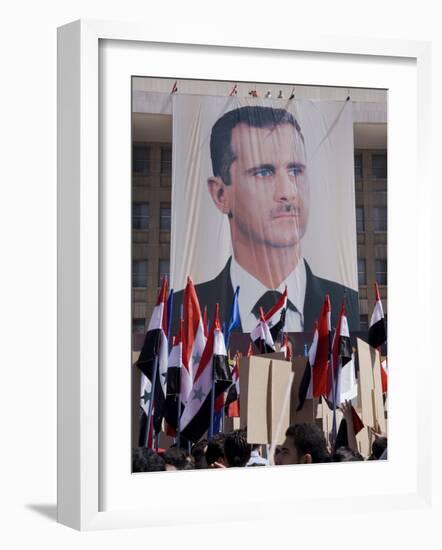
[230,255,307,321]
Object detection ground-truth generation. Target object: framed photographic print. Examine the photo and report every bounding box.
[57,19,433,531]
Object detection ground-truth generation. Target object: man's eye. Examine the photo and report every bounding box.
[254,168,273,177]
[288,166,304,177]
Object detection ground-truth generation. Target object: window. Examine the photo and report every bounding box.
[133,145,150,175]
[371,154,387,179]
[160,203,171,230]
[158,259,170,286]
[133,318,145,334]
[359,314,369,331]
[358,259,367,286]
[375,259,387,285]
[354,154,363,179]
[161,148,172,176]
[356,207,365,232]
[132,202,149,230]
[133,260,148,288]
[373,207,387,231]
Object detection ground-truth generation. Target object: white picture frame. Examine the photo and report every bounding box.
[57,19,435,531]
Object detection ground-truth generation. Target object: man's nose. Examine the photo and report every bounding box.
[273,170,297,201]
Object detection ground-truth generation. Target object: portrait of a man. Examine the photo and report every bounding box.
[171,105,358,334]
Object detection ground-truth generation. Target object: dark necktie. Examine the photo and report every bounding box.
[251,290,297,318]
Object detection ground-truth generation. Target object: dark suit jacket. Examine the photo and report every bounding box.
[171,257,359,336]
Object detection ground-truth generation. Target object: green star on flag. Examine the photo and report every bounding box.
[192,386,205,402]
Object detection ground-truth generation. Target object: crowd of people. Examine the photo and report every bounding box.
[133,421,387,473]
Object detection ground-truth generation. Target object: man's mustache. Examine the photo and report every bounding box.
[271,203,301,216]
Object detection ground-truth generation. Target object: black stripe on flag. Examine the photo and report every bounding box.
[368,319,387,349]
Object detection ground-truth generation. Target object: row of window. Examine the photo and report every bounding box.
[358,258,387,286]
[133,145,172,176]
[354,153,387,179]
[134,202,385,234]
[133,203,171,231]
[133,259,170,288]
[356,206,387,232]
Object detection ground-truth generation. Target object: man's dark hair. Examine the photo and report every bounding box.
[285,424,329,463]
[206,433,226,466]
[163,446,194,470]
[224,429,251,467]
[371,436,387,460]
[210,106,304,185]
[191,438,209,469]
[332,446,364,462]
[132,447,165,472]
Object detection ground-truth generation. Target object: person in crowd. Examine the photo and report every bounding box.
[206,433,227,468]
[246,443,269,466]
[274,423,330,465]
[132,447,166,472]
[163,446,195,471]
[191,438,209,469]
[370,435,388,460]
[224,429,252,467]
[332,446,364,462]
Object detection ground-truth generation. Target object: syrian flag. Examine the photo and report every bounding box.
[280,332,292,360]
[368,283,387,349]
[264,287,287,342]
[339,353,358,403]
[226,286,241,347]
[313,295,331,397]
[180,304,232,442]
[225,352,240,418]
[296,321,318,411]
[136,277,169,435]
[164,322,184,436]
[328,298,352,406]
[251,307,275,353]
[138,373,154,448]
[181,277,207,406]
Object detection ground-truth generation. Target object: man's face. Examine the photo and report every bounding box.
[224,122,309,249]
[274,436,300,465]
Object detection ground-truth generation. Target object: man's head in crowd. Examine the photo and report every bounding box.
[370,436,387,460]
[191,438,209,469]
[206,433,227,467]
[163,446,195,471]
[132,447,165,473]
[332,446,364,462]
[224,429,252,467]
[274,424,329,465]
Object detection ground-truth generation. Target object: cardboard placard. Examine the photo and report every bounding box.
[356,338,375,428]
[372,351,387,434]
[239,355,293,444]
[268,359,293,445]
[239,356,270,443]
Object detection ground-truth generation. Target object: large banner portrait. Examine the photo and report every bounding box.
[170,95,358,334]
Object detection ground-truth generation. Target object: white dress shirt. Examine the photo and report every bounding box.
[230,256,306,332]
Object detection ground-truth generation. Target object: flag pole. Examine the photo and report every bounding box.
[209,367,216,438]
[328,320,337,450]
[176,393,181,447]
[146,353,159,449]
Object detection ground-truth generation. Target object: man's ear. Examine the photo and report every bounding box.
[300,453,312,464]
[207,177,231,215]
